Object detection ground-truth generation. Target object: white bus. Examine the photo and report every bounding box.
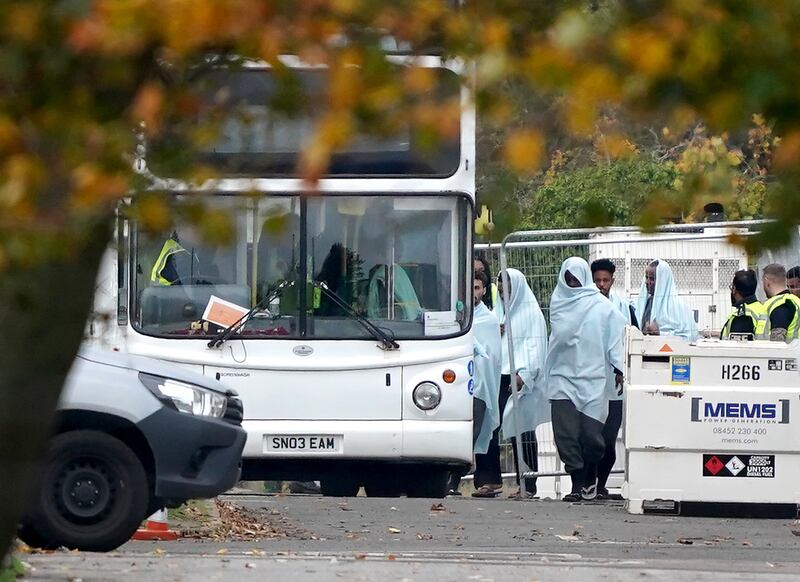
[90,55,476,497]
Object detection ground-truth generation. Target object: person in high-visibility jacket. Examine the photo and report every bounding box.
[720,269,767,339]
[762,263,800,342]
[150,234,200,286]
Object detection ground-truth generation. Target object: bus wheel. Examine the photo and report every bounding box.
[363,478,403,498]
[320,476,360,497]
[405,467,449,498]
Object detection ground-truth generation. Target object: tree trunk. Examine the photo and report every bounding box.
[0,221,111,561]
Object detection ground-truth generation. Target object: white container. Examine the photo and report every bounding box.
[623,329,800,514]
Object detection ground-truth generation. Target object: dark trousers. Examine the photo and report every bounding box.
[448,399,487,492]
[511,431,538,493]
[473,374,511,487]
[551,399,605,492]
[597,400,623,491]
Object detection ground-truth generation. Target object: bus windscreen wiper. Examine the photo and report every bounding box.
[207,280,294,348]
[314,281,400,351]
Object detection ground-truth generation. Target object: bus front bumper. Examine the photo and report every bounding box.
[241,419,472,464]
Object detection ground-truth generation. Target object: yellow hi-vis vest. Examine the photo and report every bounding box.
[763,292,800,341]
[490,283,499,310]
[720,300,767,339]
[150,239,189,286]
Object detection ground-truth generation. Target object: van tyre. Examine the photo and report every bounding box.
[21,430,149,552]
[16,523,55,551]
[405,467,450,498]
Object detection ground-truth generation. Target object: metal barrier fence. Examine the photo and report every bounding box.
[472,220,769,498]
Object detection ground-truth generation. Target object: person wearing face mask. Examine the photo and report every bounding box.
[547,257,626,502]
[720,269,767,340]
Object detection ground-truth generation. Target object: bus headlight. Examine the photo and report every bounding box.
[413,381,442,411]
[139,373,227,418]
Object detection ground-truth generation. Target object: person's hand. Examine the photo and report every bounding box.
[500,323,505,335]
[516,374,524,389]
[615,372,624,396]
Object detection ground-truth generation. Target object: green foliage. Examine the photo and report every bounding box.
[0,555,24,582]
[518,155,677,230]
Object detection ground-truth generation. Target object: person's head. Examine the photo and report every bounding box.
[473,255,493,309]
[564,270,582,288]
[788,266,800,298]
[558,257,593,291]
[645,260,658,296]
[591,258,616,298]
[730,269,757,305]
[762,263,787,299]
[474,270,489,307]
[497,271,509,301]
[497,268,534,311]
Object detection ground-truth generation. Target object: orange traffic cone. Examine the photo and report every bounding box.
[132,508,180,541]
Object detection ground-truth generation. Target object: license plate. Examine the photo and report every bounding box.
[265,435,341,452]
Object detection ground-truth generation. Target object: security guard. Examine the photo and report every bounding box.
[150,233,199,286]
[720,269,767,339]
[762,264,800,342]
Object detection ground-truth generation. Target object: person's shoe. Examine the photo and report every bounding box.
[508,488,537,500]
[562,491,581,502]
[580,482,597,501]
[447,489,463,496]
[287,481,321,494]
[596,486,610,500]
[472,484,501,498]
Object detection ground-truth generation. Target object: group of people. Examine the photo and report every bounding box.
[461,255,799,502]
[722,264,800,342]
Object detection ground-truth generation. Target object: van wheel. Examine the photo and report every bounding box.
[16,522,55,551]
[405,468,449,498]
[320,476,360,497]
[22,430,149,552]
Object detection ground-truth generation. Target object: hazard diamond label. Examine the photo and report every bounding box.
[704,455,724,475]
[703,454,775,478]
[725,456,745,476]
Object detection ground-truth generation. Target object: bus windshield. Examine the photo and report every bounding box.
[131,194,471,340]
[148,67,462,178]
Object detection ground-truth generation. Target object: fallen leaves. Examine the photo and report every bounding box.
[179,500,311,542]
[388,527,402,534]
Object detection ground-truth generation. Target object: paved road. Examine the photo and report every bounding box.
[23,494,800,580]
